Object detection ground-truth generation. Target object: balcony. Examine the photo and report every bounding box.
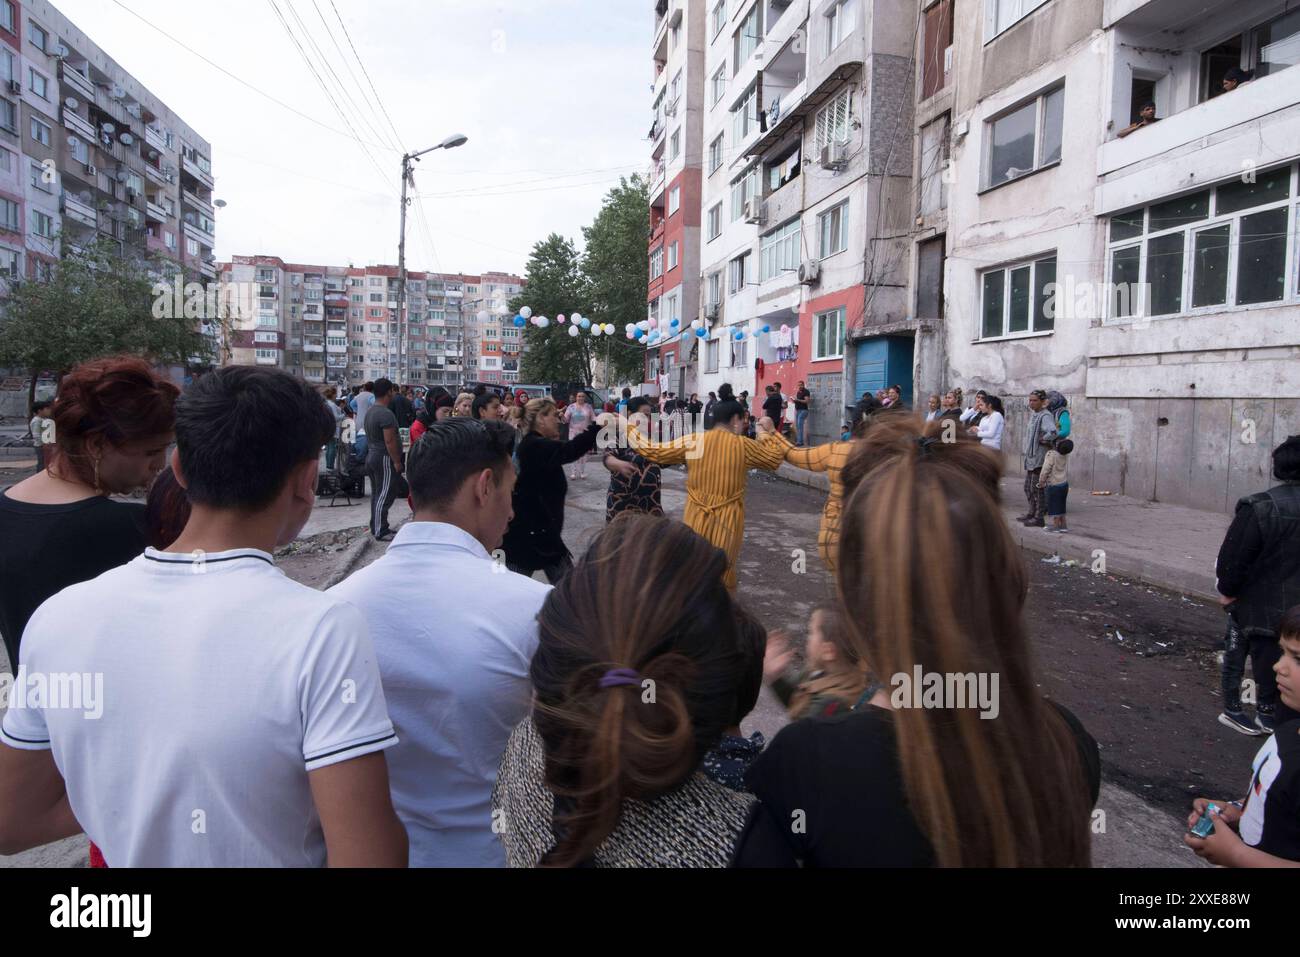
[326,342,347,354]
[182,217,215,248]
[182,188,214,216]
[1095,67,1300,215]
[256,355,279,366]
[144,125,167,154]
[58,63,96,101]
[62,108,96,141]
[145,200,169,223]
[199,261,217,280]
[181,154,214,190]
[303,341,325,353]
[747,61,861,159]
[60,194,97,227]
[144,164,168,187]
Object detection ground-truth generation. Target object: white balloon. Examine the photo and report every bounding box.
[570,312,582,324]
[476,310,490,323]
[520,306,533,319]
[591,326,602,337]
[625,323,636,334]
[691,319,702,330]
[568,325,580,337]
[537,317,550,328]
[637,321,650,331]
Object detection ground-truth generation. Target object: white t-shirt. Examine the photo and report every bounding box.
[1,547,397,867]
[328,522,550,867]
[976,411,1005,450]
[354,391,376,433]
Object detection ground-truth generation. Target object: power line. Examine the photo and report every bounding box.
[309,0,403,153]
[328,0,407,151]
[107,0,400,154]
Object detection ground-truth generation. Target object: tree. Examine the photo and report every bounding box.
[513,177,650,389]
[513,233,593,385]
[581,175,649,387]
[0,238,221,413]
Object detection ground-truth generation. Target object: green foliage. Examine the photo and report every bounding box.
[0,238,221,379]
[514,176,649,388]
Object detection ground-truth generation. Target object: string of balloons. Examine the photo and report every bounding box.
[512,306,786,345]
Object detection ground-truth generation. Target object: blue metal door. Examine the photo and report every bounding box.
[854,336,914,405]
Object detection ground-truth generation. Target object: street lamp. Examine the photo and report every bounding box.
[395,134,468,385]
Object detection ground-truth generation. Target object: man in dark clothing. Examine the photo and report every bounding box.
[364,379,405,541]
[1021,389,1054,527]
[390,386,416,431]
[1215,435,1300,734]
[762,386,783,428]
[703,391,718,429]
[793,381,811,446]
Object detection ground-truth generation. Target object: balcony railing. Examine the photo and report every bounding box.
[145,201,168,223]
[62,108,96,141]
[144,164,167,187]
[58,63,96,101]
[144,125,167,154]
[182,218,215,248]
[182,188,214,216]
[181,154,215,190]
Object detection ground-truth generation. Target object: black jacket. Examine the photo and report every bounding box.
[502,423,600,570]
[1216,480,1300,635]
[390,394,416,430]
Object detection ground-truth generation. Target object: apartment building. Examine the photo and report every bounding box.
[221,256,520,390]
[646,0,706,396]
[0,0,214,286]
[903,0,1300,512]
[466,270,525,385]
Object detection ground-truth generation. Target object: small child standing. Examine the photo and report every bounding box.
[28,400,53,474]
[764,606,868,720]
[1038,437,1073,533]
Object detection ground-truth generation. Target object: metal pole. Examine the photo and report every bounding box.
[394,153,411,384]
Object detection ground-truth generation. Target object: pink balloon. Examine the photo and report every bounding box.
[557,314,566,323]
[648,318,658,329]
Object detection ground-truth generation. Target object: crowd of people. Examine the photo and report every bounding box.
[0,355,1297,869]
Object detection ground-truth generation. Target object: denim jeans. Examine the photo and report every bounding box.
[796,410,809,445]
[1220,609,1280,712]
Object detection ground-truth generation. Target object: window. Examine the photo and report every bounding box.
[186,238,200,257]
[979,254,1056,338]
[28,67,46,100]
[666,291,680,325]
[30,117,50,147]
[730,165,760,221]
[0,49,11,84]
[164,230,176,249]
[731,336,748,367]
[985,0,1050,41]
[761,219,801,281]
[767,143,801,192]
[711,64,727,106]
[254,331,279,344]
[0,198,17,230]
[728,251,750,294]
[1253,9,1300,79]
[707,202,722,241]
[918,114,950,216]
[670,128,681,161]
[733,4,761,72]
[1105,164,1298,320]
[0,2,13,34]
[29,161,49,192]
[922,0,954,99]
[670,70,682,105]
[670,21,681,52]
[669,185,681,215]
[814,89,851,153]
[0,247,19,279]
[668,241,679,270]
[706,338,720,373]
[818,200,849,257]
[30,209,52,238]
[29,20,46,52]
[0,98,13,132]
[709,133,724,173]
[984,85,1063,188]
[731,84,758,143]
[712,0,727,38]
[650,245,664,279]
[34,258,52,282]
[824,0,858,57]
[707,271,722,306]
[813,307,845,359]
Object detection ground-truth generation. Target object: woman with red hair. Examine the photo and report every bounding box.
[0,355,178,670]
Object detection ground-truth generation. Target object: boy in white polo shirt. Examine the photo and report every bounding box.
[0,366,407,867]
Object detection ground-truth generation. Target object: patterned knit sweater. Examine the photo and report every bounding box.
[491,718,755,868]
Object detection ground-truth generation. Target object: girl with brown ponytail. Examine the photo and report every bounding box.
[492,513,762,867]
[734,417,1100,867]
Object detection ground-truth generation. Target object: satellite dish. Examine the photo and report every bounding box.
[147,148,159,159]
[101,122,115,133]
[56,43,70,57]
[115,168,129,183]
[213,199,227,208]
[111,85,125,99]
[120,132,134,145]
[79,191,92,204]
[64,96,78,109]
[67,135,79,148]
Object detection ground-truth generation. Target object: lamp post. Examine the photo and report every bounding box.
[394,133,468,384]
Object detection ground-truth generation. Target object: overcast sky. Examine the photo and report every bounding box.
[57,0,648,276]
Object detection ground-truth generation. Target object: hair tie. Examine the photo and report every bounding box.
[599,668,641,689]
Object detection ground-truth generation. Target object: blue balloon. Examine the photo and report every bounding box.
[513,315,525,327]
[579,317,591,329]
[762,325,770,334]
[695,328,706,338]
[670,319,680,327]
[733,330,744,340]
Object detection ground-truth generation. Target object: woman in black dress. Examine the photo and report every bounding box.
[502,398,604,582]
[601,397,663,522]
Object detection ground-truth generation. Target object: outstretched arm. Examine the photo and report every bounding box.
[746,430,792,471]
[785,441,836,473]
[626,423,689,466]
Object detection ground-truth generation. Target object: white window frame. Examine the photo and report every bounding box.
[824,0,858,57]
[730,164,760,221]
[818,200,849,258]
[30,209,52,238]
[734,4,761,73]
[668,241,679,271]
[668,185,681,216]
[650,245,664,279]
[760,218,802,281]
[706,337,720,373]
[1103,163,1300,322]
[707,271,722,306]
[709,133,724,173]
[28,20,46,52]
[28,66,46,100]
[0,197,17,231]
[983,84,1064,189]
[731,83,758,144]
[728,251,750,294]
[813,307,846,360]
[712,0,727,39]
[29,117,49,147]
[978,253,1058,340]
[707,202,722,241]
[984,0,1051,43]
[0,2,14,35]
[711,64,727,107]
[670,127,681,161]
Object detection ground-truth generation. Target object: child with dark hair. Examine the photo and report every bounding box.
[702,607,768,792]
[1038,437,1073,533]
[763,606,868,720]
[1186,606,1300,866]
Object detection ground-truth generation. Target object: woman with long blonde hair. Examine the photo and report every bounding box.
[734,417,1099,867]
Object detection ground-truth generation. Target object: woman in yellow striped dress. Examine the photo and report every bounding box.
[627,398,789,590]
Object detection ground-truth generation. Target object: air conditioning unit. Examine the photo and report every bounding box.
[7,80,20,94]
[704,303,720,321]
[798,260,821,285]
[743,198,766,225]
[84,163,98,177]
[820,142,848,171]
